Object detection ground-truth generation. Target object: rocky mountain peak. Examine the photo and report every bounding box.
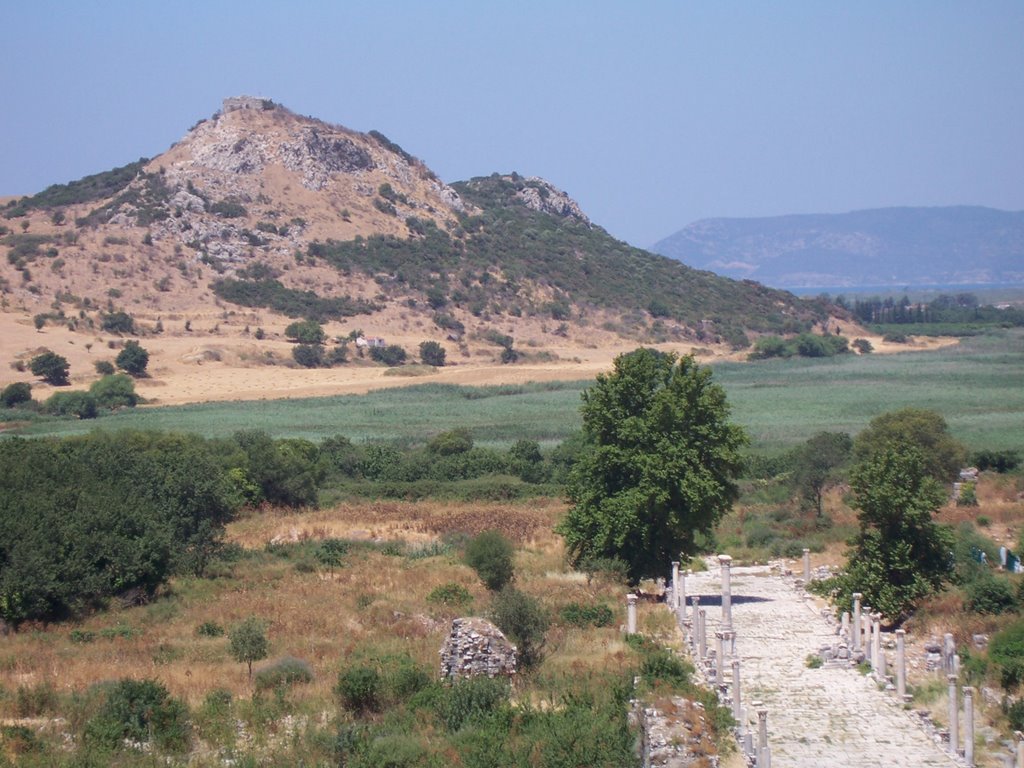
[511,176,591,226]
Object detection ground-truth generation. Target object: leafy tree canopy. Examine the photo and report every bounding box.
[30,350,70,386]
[419,340,446,367]
[854,407,965,481]
[558,348,747,583]
[284,319,326,345]
[115,340,149,377]
[789,431,853,517]
[816,443,953,622]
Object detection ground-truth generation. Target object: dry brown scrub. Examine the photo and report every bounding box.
[0,498,645,712]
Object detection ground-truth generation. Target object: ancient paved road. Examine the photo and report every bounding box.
[684,563,957,768]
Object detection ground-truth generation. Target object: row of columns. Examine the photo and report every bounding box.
[844,593,981,766]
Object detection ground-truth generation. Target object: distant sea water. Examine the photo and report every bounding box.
[785,283,1024,299]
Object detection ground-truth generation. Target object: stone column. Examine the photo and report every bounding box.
[841,611,850,646]
[671,561,680,610]
[691,594,701,649]
[683,569,691,621]
[698,608,707,660]
[802,548,811,582]
[626,593,637,635]
[757,708,769,768]
[870,615,880,673]
[963,686,974,767]
[947,674,959,756]
[874,616,886,677]
[944,633,955,674]
[719,554,733,630]
[714,630,724,680]
[732,658,742,728]
[1015,730,1024,768]
[852,593,863,652]
[895,629,906,699]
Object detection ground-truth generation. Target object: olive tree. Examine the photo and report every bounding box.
[229,616,269,679]
[558,348,747,583]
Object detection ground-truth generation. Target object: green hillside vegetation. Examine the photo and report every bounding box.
[267,173,829,343]
[2,158,149,217]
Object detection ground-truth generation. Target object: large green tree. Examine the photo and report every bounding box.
[558,348,747,583]
[854,407,965,481]
[823,443,953,622]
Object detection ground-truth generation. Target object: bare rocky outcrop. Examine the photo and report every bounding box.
[439,617,517,679]
[633,697,720,767]
[514,177,591,226]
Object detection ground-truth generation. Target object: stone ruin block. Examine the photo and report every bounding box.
[439,617,517,679]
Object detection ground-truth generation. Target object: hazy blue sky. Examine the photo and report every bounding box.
[2,1,1022,247]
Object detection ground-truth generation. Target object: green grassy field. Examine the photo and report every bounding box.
[16,330,1024,454]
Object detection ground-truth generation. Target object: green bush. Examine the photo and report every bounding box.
[89,373,139,409]
[292,343,325,368]
[100,311,135,334]
[369,344,407,366]
[85,678,191,752]
[427,583,473,607]
[957,482,978,507]
[29,350,69,385]
[336,665,381,713]
[559,602,614,628]
[464,530,515,591]
[94,360,116,375]
[490,587,549,668]
[972,449,1021,473]
[419,340,446,367]
[254,655,314,691]
[1008,699,1024,731]
[284,319,326,344]
[639,647,693,688]
[0,381,31,408]
[989,620,1024,689]
[965,576,1016,615]
[43,390,97,419]
[115,340,149,377]
[435,675,510,731]
[195,621,225,637]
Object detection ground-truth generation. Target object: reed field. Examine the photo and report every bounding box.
[16,329,1024,454]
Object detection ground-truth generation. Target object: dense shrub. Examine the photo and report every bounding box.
[490,587,549,668]
[43,390,97,419]
[115,340,149,377]
[100,311,135,334]
[640,647,694,687]
[254,656,314,691]
[285,319,326,344]
[426,583,473,607]
[435,676,510,732]
[89,373,140,409]
[195,621,225,637]
[94,360,116,375]
[85,679,191,752]
[29,350,69,385]
[419,340,446,366]
[464,530,515,591]
[369,344,407,366]
[0,381,31,407]
[989,620,1024,689]
[559,602,614,628]
[292,343,325,368]
[972,449,1021,473]
[965,576,1016,615]
[428,428,473,456]
[336,664,382,713]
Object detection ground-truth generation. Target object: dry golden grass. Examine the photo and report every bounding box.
[0,497,643,716]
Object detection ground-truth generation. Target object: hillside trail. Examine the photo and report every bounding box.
[684,562,958,768]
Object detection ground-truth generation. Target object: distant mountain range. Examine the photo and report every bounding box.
[651,206,1024,289]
